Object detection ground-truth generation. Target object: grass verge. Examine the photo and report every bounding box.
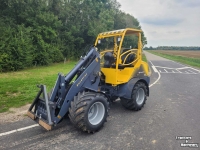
[142,53,147,63]
[0,62,75,113]
[148,51,200,68]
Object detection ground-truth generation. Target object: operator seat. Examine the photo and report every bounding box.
[104,52,115,68]
[103,50,135,69]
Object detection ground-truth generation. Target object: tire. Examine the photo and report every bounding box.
[68,91,108,133]
[120,82,147,111]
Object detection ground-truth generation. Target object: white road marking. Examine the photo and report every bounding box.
[178,67,190,70]
[188,70,196,74]
[169,60,200,72]
[149,61,161,88]
[154,66,199,74]
[160,72,196,74]
[189,67,200,73]
[152,66,158,73]
[0,124,39,137]
[154,66,189,69]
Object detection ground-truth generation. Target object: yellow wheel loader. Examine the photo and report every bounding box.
[27,28,150,132]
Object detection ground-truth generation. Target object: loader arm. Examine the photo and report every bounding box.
[27,47,101,130]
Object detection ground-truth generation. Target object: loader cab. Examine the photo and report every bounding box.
[95,28,147,85]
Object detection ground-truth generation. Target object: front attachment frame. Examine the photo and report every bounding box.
[27,85,53,131]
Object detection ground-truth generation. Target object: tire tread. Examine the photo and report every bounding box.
[68,91,108,132]
[121,82,147,111]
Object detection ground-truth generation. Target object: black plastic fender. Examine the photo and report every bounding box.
[117,76,150,99]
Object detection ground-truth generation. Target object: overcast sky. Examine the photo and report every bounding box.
[117,0,200,47]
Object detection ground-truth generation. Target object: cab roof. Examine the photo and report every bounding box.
[98,28,142,38]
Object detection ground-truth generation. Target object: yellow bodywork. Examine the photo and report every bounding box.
[95,28,149,85]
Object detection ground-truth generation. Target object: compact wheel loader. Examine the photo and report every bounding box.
[27,28,150,133]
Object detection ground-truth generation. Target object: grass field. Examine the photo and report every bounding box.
[148,50,200,68]
[0,55,148,113]
[0,62,75,113]
[153,50,200,58]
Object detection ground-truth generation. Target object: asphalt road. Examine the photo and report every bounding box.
[0,51,200,150]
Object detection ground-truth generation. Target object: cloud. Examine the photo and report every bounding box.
[168,30,180,34]
[149,31,157,34]
[141,17,183,26]
[117,0,200,46]
[174,0,200,7]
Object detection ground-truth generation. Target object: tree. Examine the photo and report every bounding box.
[0,0,148,72]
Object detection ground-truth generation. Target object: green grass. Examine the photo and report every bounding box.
[0,62,75,113]
[149,51,200,68]
[142,53,147,63]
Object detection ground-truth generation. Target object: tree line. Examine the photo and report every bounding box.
[144,46,200,50]
[0,0,147,72]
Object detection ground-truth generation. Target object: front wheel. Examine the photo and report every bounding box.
[68,91,108,133]
[121,82,147,111]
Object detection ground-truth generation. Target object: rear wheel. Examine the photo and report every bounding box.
[121,82,147,111]
[69,91,108,133]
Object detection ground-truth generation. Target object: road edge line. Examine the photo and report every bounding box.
[149,60,161,88]
[152,66,158,73]
[0,124,39,137]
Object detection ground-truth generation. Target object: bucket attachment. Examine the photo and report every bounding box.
[27,85,53,131]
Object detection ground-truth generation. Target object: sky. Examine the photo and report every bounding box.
[117,0,200,47]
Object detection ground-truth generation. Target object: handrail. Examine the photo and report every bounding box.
[119,49,137,58]
[100,49,138,67]
[119,49,138,66]
[122,52,137,65]
[121,58,138,66]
